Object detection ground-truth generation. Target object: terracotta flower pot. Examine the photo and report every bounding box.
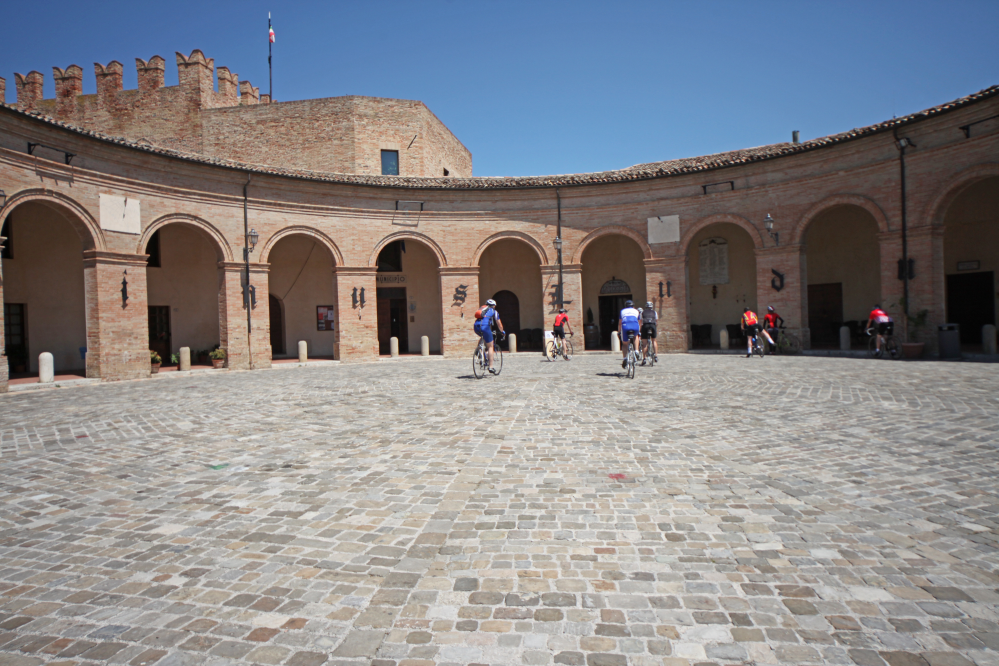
[901,342,924,359]
[211,359,225,369]
[151,363,161,374]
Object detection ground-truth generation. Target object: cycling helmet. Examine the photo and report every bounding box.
[559,308,567,313]
[646,302,653,309]
[624,300,634,307]
[486,299,497,307]
[767,306,774,312]
[743,307,750,313]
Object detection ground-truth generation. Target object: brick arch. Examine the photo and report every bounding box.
[0,188,105,251]
[369,231,448,267]
[138,213,233,263]
[571,226,653,264]
[925,163,999,229]
[791,194,890,246]
[259,226,343,266]
[680,213,763,254]
[472,231,549,266]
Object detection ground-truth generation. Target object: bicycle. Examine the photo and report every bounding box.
[472,336,504,378]
[866,325,901,360]
[770,326,801,355]
[639,336,655,367]
[623,332,638,379]
[749,332,765,358]
[546,333,574,361]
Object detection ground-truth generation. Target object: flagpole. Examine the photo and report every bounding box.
[268,13,273,101]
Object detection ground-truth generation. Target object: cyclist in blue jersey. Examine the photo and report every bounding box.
[618,300,641,368]
[473,298,505,374]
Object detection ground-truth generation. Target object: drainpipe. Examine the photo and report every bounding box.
[893,128,912,320]
[243,173,253,369]
[555,188,564,309]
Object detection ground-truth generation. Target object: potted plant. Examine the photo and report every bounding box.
[209,347,226,369]
[7,345,28,373]
[170,353,180,369]
[901,306,929,359]
[150,350,162,373]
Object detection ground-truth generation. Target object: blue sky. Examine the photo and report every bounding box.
[2,1,996,177]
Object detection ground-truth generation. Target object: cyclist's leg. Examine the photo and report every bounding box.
[745,328,752,355]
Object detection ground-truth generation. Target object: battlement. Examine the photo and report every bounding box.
[136,56,165,92]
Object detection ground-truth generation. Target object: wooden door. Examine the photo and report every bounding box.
[947,272,995,344]
[598,294,632,348]
[807,283,843,347]
[148,306,171,363]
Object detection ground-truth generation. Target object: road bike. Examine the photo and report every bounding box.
[546,333,574,361]
[639,336,656,367]
[623,332,638,379]
[472,336,504,378]
[748,331,765,358]
[770,326,801,355]
[866,325,901,360]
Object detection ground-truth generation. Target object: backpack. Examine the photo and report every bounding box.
[475,309,484,320]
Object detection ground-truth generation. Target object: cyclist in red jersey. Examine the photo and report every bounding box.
[763,306,783,354]
[553,308,573,341]
[865,304,892,357]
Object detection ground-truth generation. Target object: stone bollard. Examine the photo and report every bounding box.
[298,340,308,363]
[180,347,191,371]
[839,326,851,351]
[984,324,998,355]
[719,329,729,350]
[39,352,54,383]
[421,336,429,356]
[610,331,620,352]
[508,333,517,354]
[390,337,399,357]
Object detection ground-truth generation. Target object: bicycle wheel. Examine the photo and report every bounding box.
[562,338,573,361]
[885,336,902,360]
[493,347,504,375]
[647,341,655,366]
[755,337,765,358]
[781,332,801,355]
[545,339,556,361]
[626,345,636,379]
[472,346,485,379]
[868,335,880,358]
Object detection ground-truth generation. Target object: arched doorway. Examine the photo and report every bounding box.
[581,234,646,349]
[143,222,223,366]
[478,238,542,350]
[804,205,881,348]
[686,223,756,347]
[943,176,999,348]
[266,234,337,359]
[1,202,89,376]
[375,238,442,355]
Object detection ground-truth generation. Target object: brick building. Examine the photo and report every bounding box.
[0,50,997,392]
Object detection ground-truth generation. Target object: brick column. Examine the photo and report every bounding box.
[218,262,272,370]
[440,267,480,358]
[644,257,689,352]
[0,234,7,393]
[82,251,151,381]
[754,244,808,347]
[335,267,378,362]
[877,231,905,329]
[541,263,583,331]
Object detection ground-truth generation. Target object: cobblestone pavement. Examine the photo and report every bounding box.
[1,354,998,666]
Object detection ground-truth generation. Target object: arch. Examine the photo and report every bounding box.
[472,231,549,266]
[259,225,344,266]
[0,188,105,251]
[925,163,999,229]
[792,194,890,245]
[571,225,653,264]
[368,230,448,267]
[138,213,233,263]
[679,213,763,254]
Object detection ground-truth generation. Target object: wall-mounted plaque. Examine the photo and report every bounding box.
[317,305,335,331]
[957,261,981,271]
[699,237,729,285]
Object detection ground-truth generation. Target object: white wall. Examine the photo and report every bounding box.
[581,235,647,333]
[806,205,881,321]
[145,224,221,355]
[687,223,757,345]
[478,239,544,330]
[1,203,87,373]
[268,235,337,358]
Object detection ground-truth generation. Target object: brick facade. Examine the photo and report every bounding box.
[0,85,997,392]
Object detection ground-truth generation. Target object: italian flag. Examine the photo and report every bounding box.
[269,26,275,43]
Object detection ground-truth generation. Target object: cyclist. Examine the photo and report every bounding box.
[763,306,783,354]
[473,298,505,373]
[619,300,641,368]
[553,308,573,352]
[639,301,659,362]
[865,304,891,357]
[740,307,774,357]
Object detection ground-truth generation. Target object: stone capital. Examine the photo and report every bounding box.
[438,266,479,277]
[335,266,378,277]
[82,250,151,268]
[219,261,270,274]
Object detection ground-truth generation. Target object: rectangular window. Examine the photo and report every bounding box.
[1,215,11,259]
[381,150,399,176]
[146,229,161,267]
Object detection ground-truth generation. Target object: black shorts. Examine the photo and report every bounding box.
[877,322,893,335]
[553,325,565,339]
[640,323,657,339]
[744,324,759,337]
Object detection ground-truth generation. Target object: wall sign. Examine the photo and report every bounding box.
[647,215,680,244]
[317,305,335,331]
[99,194,141,234]
[957,260,981,271]
[377,274,407,284]
[698,237,729,285]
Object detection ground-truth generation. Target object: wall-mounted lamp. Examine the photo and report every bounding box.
[248,228,259,252]
[763,213,779,246]
[896,137,916,150]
